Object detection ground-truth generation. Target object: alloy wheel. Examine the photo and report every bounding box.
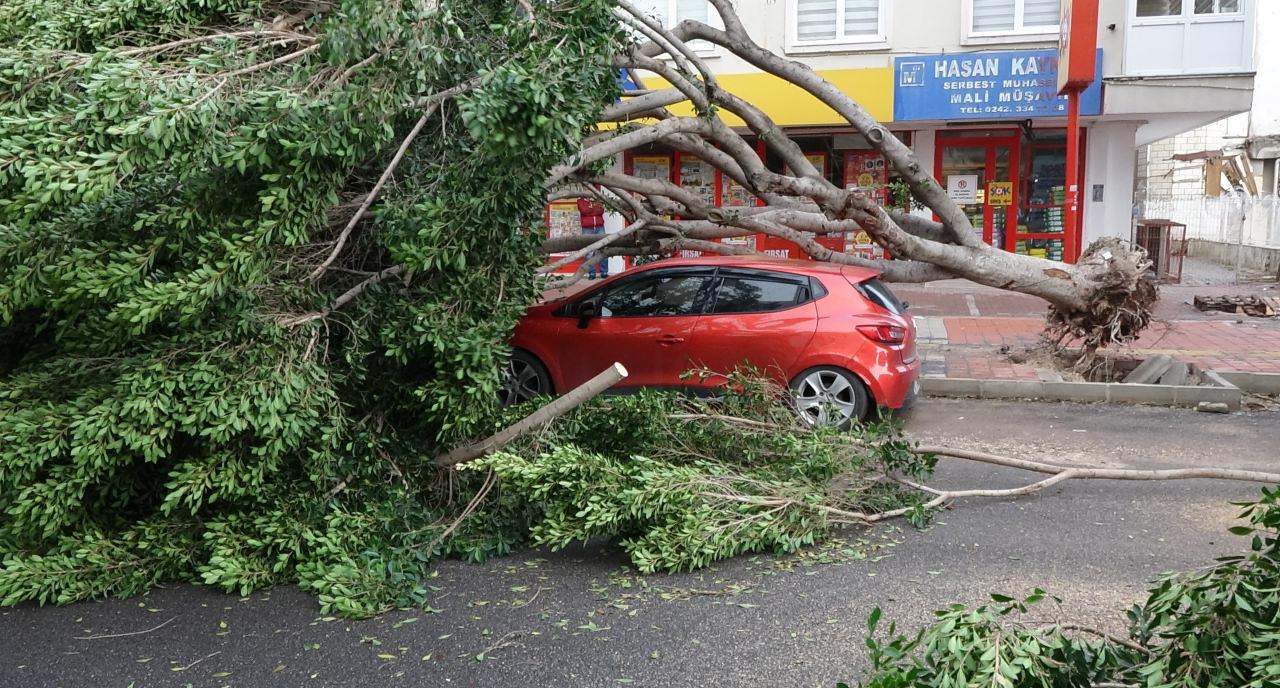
[793,369,862,428]
[499,355,550,406]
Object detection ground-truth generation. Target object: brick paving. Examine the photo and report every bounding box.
[899,276,1280,379]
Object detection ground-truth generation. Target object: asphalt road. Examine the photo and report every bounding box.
[3,399,1277,688]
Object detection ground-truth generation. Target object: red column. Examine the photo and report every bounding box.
[1064,91,1082,263]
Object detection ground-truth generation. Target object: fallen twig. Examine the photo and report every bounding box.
[74,616,177,640]
[1057,623,1152,655]
[309,105,438,282]
[912,446,1280,485]
[419,469,498,556]
[175,651,222,672]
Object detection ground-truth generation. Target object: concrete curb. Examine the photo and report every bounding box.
[921,371,1245,410]
[1212,371,1280,395]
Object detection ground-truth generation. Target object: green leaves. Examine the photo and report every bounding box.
[852,489,1280,688]
[469,389,930,574]
[0,0,625,616]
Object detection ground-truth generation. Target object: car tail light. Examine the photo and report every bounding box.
[857,324,907,345]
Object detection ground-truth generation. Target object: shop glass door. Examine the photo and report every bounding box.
[1016,134,1071,262]
[937,133,1018,250]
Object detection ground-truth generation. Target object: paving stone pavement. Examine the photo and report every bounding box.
[904,278,1280,380]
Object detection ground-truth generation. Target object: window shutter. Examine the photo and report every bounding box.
[1023,0,1061,26]
[844,0,880,36]
[972,0,1015,32]
[675,0,708,23]
[796,0,838,41]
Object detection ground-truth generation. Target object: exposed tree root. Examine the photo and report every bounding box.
[1042,237,1159,363]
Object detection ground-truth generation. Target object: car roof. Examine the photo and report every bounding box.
[640,254,881,281]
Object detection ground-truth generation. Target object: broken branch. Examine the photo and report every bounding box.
[435,363,629,467]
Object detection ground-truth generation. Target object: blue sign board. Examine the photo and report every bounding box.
[894,49,1103,122]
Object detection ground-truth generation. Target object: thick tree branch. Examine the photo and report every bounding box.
[436,363,629,467]
[600,88,688,121]
[671,7,980,248]
[538,219,648,274]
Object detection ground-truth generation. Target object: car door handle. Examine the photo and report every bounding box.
[656,334,685,345]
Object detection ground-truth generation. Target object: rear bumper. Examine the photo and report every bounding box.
[875,357,921,410]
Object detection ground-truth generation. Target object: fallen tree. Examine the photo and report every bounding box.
[0,0,1180,616]
[545,0,1156,353]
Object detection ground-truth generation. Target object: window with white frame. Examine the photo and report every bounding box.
[969,0,1060,36]
[632,1,716,53]
[790,0,886,47]
[1136,0,1240,17]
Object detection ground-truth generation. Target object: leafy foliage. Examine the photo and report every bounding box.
[469,380,931,574]
[0,0,624,615]
[1126,486,1280,687]
[850,487,1280,688]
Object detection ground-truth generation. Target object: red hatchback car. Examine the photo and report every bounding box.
[504,256,919,428]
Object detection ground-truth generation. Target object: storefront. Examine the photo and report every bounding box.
[544,66,900,273]
[895,48,1103,263]
[620,131,911,263]
[547,51,1105,272]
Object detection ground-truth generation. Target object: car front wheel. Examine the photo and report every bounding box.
[499,351,553,406]
[789,366,870,430]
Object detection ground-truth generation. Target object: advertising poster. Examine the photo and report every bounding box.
[843,151,890,204]
[721,175,756,209]
[844,229,886,261]
[785,152,827,178]
[678,156,717,208]
[988,181,1013,206]
[545,200,581,239]
[720,173,757,251]
[544,200,584,274]
[631,155,672,181]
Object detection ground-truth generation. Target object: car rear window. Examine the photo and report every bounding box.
[855,278,907,315]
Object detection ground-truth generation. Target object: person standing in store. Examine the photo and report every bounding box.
[577,196,608,279]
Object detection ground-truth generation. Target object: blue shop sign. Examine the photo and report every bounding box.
[894,49,1102,122]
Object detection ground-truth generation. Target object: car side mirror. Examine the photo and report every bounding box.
[901,301,910,310]
[577,301,598,329]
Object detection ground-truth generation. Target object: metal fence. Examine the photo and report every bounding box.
[1139,194,1280,250]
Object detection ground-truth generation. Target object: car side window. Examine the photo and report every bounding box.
[597,274,712,318]
[710,275,809,314]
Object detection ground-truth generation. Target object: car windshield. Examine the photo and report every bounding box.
[856,278,907,315]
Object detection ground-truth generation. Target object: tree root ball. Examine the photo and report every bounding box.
[1043,237,1158,353]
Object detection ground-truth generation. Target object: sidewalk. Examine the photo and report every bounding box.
[896,274,1280,380]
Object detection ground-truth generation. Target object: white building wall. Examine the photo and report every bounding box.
[1083,121,1141,244]
[1248,0,1280,140]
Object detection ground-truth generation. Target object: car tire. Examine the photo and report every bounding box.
[789,366,871,431]
[499,350,553,406]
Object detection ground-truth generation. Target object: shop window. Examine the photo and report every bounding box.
[788,0,887,51]
[965,0,1059,41]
